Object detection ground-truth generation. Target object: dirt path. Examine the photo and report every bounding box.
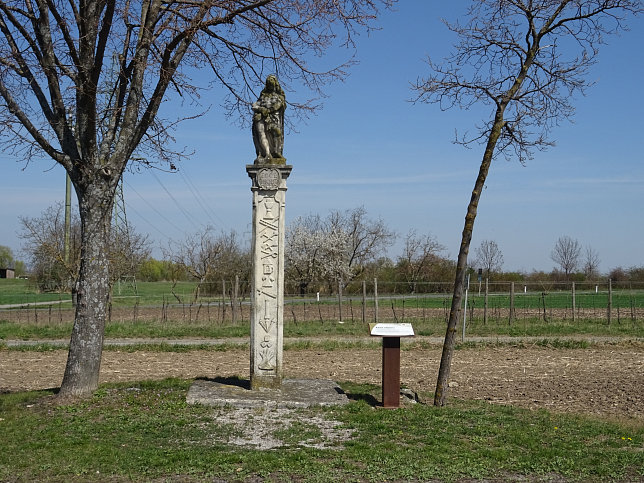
[1,343,642,422]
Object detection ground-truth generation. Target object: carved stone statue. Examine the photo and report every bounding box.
[252,75,286,164]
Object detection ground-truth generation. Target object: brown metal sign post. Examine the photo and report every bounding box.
[370,323,414,408]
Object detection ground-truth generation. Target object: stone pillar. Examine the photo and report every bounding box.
[247,164,292,389]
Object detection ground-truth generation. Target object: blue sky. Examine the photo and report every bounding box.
[1,2,643,273]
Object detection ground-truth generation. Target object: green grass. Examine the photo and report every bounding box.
[0,278,71,305]
[0,319,252,340]
[4,278,644,311]
[378,290,644,311]
[1,315,642,342]
[0,379,641,481]
[3,337,620,353]
[0,279,204,307]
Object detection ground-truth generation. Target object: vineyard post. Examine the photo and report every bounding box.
[572,282,576,323]
[362,280,366,324]
[374,278,379,323]
[484,278,488,325]
[232,275,239,325]
[221,279,227,322]
[509,282,515,325]
[337,278,343,322]
[607,279,613,325]
[462,274,470,342]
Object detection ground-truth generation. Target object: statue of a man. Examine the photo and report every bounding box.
[252,75,286,164]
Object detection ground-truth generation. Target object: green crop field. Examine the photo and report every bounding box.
[0,279,71,306]
[4,278,644,309]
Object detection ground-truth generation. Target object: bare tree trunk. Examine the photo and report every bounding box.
[59,182,114,398]
[434,114,502,407]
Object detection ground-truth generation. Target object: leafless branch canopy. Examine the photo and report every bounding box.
[413,0,642,164]
[0,0,392,180]
[473,239,504,276]
[551,234,582,275]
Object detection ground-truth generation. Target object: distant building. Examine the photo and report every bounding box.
[0,268,15,279]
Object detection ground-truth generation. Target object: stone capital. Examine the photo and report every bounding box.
[246,164,292,192]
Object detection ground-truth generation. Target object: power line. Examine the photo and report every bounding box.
[124,180,185,235]
[178,168,227,228]
[122,197,173,241]
[149,169,202,231]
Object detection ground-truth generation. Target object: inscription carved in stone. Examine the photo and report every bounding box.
[258,336,276,371]
[257,168,281,190]
[259,300,276,333]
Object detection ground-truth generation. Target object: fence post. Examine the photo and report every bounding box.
[374,278,379,323]
[509,282,515,325]
[484,278,488,326]
[572,281,576,323]
[607,279,612,325]
[221,279,227,322]
[462,274,470,342]
[362,280,366,324]
[337,278,343,322]
[232,275,239,324]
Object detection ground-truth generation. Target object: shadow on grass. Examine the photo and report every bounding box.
[337,381,380,407]
[345,391,379,406]
[0,386,59,397]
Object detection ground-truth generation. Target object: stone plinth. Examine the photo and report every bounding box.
[186,378,349,409]
[247,164,292,389]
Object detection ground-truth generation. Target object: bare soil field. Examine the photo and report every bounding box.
[1,342,642,422]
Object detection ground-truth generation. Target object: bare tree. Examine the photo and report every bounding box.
[20,203,149,292]
[165,227,248,302]
[583,245,601,279]
[413,0,642,406]
[397,230,445,292]
[0,0,391,396]
[474,240,504,277]
[327,206,397,283]
[109,230,151,287]
[551,235,582,276]
[20,204,82,292]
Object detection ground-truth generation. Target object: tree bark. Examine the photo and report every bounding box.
[58,178,115,397]
[433,113,503,407]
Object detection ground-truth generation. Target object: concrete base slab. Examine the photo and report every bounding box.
[186,377,349,409]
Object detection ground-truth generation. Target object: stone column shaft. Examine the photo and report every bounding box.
[247,164,292,389]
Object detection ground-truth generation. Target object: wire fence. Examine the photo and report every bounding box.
[2,279,643,327]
